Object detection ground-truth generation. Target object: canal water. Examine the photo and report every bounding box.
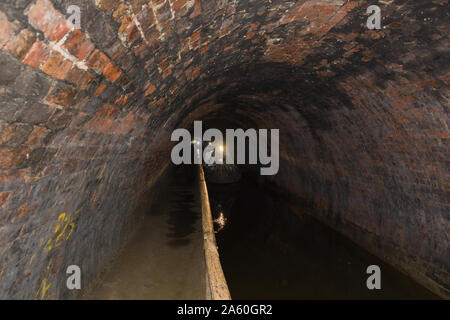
[206,174,438,299]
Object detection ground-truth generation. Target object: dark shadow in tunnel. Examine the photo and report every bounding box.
[165,165,201,248]
[207,172,440,300]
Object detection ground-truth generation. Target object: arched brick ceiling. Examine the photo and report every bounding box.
[0,0,448,298]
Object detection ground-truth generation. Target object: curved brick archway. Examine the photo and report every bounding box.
[0,0,448,298]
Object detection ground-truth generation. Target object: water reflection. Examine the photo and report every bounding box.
[206,175,438,299]
[213,204,227,233]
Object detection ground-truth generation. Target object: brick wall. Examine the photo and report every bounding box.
[0,0,448,298]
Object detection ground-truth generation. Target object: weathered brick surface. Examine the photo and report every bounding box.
[0,0,448,299]
[62,29,94,61]
[22,40,49,68]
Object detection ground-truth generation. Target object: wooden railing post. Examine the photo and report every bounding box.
[198,165,231,300]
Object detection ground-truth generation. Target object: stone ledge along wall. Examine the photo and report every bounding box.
[0,0,448,298]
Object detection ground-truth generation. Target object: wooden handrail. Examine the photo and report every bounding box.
[198,165,231,300]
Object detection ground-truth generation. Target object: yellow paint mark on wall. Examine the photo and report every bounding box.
[44,210,80,252]
[35,259,53,300]
[36,277,52,300]
[37,210,80,298]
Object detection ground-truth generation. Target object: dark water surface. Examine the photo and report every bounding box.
[206,175,438,299]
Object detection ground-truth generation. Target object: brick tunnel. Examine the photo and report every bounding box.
[0,0,448,299]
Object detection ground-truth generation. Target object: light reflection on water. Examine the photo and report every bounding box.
[213,209,227,233]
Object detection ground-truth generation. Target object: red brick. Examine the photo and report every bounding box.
[97,104,119,118]
[13,203,37,222]
[99,0,120,12]
[159,59,170,71]
[114,95,128,107]
[126,23,140,43]
[190,0,202,18]
[185,65,200,80]
[65,66,85,85]
[0,123,14,144]
[40,51,64,77]
[103,62,122,82]
[3,29,36,60]
[86,49,111,74]
[112,2,128,21]
[190,30,201,42]
[0,168,31,187]
[0,146,29,168]
[134,41,148,58]
[157,2,173,22]
[85,117,114,133]
[84,105,121,133]
[95,83,107,96]
[144,84,156,96]
[27,126,48,147]
[118,14,140,44]
[115,112,140,135]
[115,73,130,88]
[246,31,255,39]
[26,0,72,41]
[0,11,19,47]
[63,30,95,61]
[162,67,172,78]
[0,191,11,203]
[172,0,187,12]
[72,97,89,110]
[220,25,231,37]
[45,84,78,108]
[77,71,95,90]
[48,19,72,42]
[118,13,133,34]
[53,59,73,80]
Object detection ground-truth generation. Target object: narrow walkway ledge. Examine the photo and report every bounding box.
[198,165,232,300]
[81,166,206,300]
